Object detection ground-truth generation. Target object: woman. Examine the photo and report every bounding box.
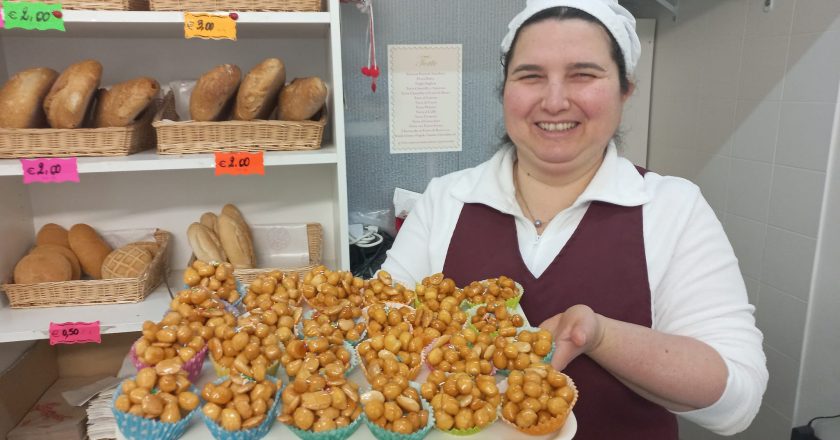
[381,0,768,438]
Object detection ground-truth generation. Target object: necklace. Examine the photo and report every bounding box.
[513,165,544,229]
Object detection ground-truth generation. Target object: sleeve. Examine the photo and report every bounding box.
[652,187,768,435]
[379,178,439,287]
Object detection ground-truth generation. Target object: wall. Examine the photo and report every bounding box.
[629,0,840,439]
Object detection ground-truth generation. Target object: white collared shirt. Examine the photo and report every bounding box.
[382,143,768,435]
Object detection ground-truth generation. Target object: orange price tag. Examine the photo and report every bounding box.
[184,12,236,41]
[215,152,264,176]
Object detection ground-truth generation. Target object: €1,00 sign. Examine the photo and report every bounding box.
[184,12,236,41]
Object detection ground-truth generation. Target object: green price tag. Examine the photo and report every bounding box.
[2,1,64,31]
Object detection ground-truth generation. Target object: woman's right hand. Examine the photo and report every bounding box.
[538,304,606,370]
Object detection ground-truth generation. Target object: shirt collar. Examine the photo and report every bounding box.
[451,142,652,213]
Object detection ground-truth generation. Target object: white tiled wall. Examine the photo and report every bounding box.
[630,0,839,438]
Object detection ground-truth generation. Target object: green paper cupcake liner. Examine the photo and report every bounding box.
[363,382,435,440]
[284,409,363,440]
[460,281,524,311]
[495,326,556,376]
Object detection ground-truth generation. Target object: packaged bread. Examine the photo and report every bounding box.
[189,64,241,121]
[187,222,227,263]
[0,67,59,128]
[93,76,160,127]
[43,59,103,129]
[35,223,71,248]
[233,58,286,121]
[14,252,73,284]
[29,244,82,280]
[278,77,327,121]
[68,223,113,279]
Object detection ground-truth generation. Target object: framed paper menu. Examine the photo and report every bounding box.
[388,44,462,153]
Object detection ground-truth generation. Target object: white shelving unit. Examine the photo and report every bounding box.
[0,0,350,345]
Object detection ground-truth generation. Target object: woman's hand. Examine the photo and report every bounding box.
[538,304,606,370]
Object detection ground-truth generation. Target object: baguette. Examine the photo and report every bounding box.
[218,213,255,269]
[187,222,227,263]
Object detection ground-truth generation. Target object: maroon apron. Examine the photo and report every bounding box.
[442,185,678,439]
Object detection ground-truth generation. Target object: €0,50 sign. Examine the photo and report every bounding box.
[2,1,64,31]
[49,321,101,345]
[184,12,236,41]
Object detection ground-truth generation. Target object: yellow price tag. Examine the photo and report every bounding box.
[184,12,236,41]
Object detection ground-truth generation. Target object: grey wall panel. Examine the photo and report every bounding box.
[341,1,525,213]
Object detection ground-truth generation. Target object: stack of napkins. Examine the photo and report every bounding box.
[85,385,118,440]
[7,377,91,440]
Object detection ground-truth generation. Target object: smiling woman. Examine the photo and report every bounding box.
[381,1,768,439]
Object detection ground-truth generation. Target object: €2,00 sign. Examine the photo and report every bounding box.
[184,12,236,41]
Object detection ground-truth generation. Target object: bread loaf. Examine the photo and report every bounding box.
[278,77,327,121]
[101,245,154,279]
[43,59,103,128]
[220,204,255,266]
[233,58,286,121]
[218,213,255,269]
[0,67,59,128]
[14,252,72,284]
[189,64,241,121]
[93,76,160,127]
[36,223,71,248]
[30,244,82,280]
[187,222,227,263]
[200,212,219,235]
[68,223,113,279]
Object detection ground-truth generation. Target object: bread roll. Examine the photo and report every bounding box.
[218,213,255,269]
[187,222,227,263]
[43,59,103,128]
[101,245,154,279]
[93,76,160,127]
[14,253,72,284]
[233,58,286,121]
[189,64,241,121]
[0,67,59,128]
[36,223,71,248]
[68,223,113,279]
[200,212,219,235]
[30,244,82,280]
[278,77,327,121]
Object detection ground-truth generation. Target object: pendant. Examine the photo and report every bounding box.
[534,219,543,228]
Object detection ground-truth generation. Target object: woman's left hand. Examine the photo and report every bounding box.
[538,304,605,370]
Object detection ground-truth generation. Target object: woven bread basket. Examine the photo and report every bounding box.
[61,0,149,9]
[149,0,320,11]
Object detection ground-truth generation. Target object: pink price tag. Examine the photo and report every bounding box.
[21,157,79,184]
[49,321,101,345]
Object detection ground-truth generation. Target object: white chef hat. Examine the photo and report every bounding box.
[501,0,641,78]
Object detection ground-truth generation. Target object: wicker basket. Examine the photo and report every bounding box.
[187,223,322,286]
[149,0,320,11]
[2,229,171,309]
[153,91,326,154]
[0,102,157,159]
[61,0,149,10]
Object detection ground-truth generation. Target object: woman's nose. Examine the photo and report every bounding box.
[541,80,570,113]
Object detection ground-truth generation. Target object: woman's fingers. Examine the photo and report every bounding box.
[539,305,601,369]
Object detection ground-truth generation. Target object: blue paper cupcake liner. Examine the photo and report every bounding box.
[297,309,366,347]
[199,376,283,440]
[285,407,363,440]
[363,381,435,440]
[112,383,199,440]
[495,326,556,376]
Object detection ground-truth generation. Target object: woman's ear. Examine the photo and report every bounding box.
[621,81,636,103]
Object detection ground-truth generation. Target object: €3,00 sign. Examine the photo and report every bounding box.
[184,12,236,41]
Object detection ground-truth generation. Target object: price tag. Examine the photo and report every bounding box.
[215,151,264,176]
[21,157,79,183]
[49,321,101,345]
[2,1,64,31]
[184,12,236,41]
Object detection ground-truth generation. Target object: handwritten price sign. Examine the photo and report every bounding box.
[184,12,236,41]
[21,157,79,183]
[215,151,264,176]
[49,321,101,345]
[2,1,64,31]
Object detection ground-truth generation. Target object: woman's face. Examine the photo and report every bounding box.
[504,18,632,175]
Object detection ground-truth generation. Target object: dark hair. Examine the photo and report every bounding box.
[498,7,632,148]
[501,7,631,94]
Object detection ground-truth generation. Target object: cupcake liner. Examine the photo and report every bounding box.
[112,382,199,440]
[363,381,435,440]
[182,279,246,314]
[297,309,367,347]
[495,326,556,376]
[362,302,416,337]
[461,281,524,310]
[130,341,208,383]
[200,376,283,440]
[497,373,578,435]
[421,337,496,376]
[284,407,363,440]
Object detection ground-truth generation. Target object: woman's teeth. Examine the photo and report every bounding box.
[537,122,577,132]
